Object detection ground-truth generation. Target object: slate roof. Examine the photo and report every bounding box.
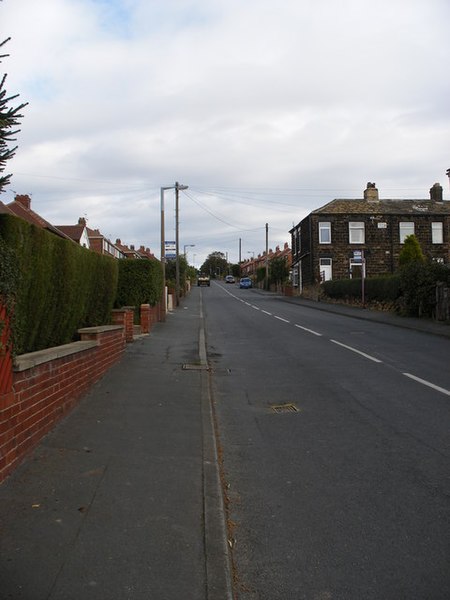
[312,199,450,216]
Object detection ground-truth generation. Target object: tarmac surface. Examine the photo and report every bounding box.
[0,288,448,599]
[0,291,232,600]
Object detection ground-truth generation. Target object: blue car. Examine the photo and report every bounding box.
[239,277,252,289]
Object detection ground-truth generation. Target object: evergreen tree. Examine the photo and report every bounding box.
[398,234,424,266]
[0,35,27,193]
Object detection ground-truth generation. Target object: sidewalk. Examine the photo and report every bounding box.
[0,291,232,600]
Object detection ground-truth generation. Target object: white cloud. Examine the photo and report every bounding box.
[2,0,450,265]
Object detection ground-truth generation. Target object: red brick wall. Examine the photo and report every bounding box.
[0,326,125,484]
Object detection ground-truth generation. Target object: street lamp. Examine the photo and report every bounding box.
[184,244,195,258]
[160,182,188,316]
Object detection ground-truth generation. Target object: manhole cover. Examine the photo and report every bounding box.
[182,363,209,371]
[270,403,299,413]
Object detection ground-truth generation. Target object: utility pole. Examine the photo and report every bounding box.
[175,181,189,307]
[265,223,269,290]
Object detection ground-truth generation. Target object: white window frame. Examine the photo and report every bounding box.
[432,222,443,244]
[349,221,365,244]
[399,222,415,244]
[319,222,331,244]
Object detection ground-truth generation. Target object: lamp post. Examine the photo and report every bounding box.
[160,182,188,316]
[184,244,195,259]
[175,182,189,307]
[160,185,174,320]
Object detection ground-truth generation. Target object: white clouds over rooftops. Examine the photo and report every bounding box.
[1,0,449,265]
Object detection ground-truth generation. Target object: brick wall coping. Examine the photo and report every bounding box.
[77,325,123,335]
[13,340,98,372]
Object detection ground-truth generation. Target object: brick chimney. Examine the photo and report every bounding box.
[15,194,31,209]
[429,183,443,201]
[78,217,86,226]
[364,183,379,202]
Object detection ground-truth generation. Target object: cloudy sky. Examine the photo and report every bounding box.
[2,0,449,266]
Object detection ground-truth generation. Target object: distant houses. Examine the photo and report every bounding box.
[2,194,157,262]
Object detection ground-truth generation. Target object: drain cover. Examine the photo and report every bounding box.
[182,363,209,371]
[270,403,299,413]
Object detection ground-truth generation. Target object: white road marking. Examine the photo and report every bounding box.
[295,324,322,337]
[274,316,290,323]
[252,305,260,310]
[403,373,450,397]
[330,339,382,363]
[261,310,272,316]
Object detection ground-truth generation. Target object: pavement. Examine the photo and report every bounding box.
[0,290,233,600]
[0,287,448,600]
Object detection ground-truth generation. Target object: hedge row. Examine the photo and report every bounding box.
[322,275,401,302]
[115,259,163,322]
[0,214,118,354]
[322,263,450,317]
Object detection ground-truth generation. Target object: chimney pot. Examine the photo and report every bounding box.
[430,183,443,201]
[15,194,31,209]
[78,217,86,226]
[364,183,379,202]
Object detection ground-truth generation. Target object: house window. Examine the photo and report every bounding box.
[349,221,365,244]
[399,222,415,243]
[319,222,331,244]
[432,222,443,244]
[319,258,332,281]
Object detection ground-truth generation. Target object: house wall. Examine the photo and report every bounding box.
[294,212,450,285]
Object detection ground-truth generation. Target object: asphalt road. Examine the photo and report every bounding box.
[201,282,450,600]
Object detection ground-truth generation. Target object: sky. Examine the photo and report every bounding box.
[1,0,449,267]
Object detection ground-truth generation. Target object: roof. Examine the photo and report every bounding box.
[6,196,74,240]
[312,198,450,216]
[0,201,14,215]
[56,225,86,243]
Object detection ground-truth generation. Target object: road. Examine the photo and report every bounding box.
[201,282,450,600]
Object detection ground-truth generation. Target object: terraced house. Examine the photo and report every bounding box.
[290,183,450,291]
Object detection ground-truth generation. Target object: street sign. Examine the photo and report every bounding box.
[165,241,176,259]
[353,250,362,263]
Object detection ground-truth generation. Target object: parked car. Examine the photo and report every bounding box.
[239,277,252,289]
[225,275,235,284]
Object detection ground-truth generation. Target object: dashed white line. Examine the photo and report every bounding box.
[252,305,260,310]
[403,373,450,397]
[295,324,322,337]
[274,316,290,323]
[261,310,272,316]
[330,339,382,363]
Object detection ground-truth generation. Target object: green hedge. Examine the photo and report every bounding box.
[322,275,401,302]
[0,214,118,354]
[398,261,450,317]
[115,259,163,321]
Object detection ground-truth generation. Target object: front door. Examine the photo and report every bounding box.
[319,258,332,282]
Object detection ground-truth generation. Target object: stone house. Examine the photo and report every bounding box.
[290,183,450,290]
